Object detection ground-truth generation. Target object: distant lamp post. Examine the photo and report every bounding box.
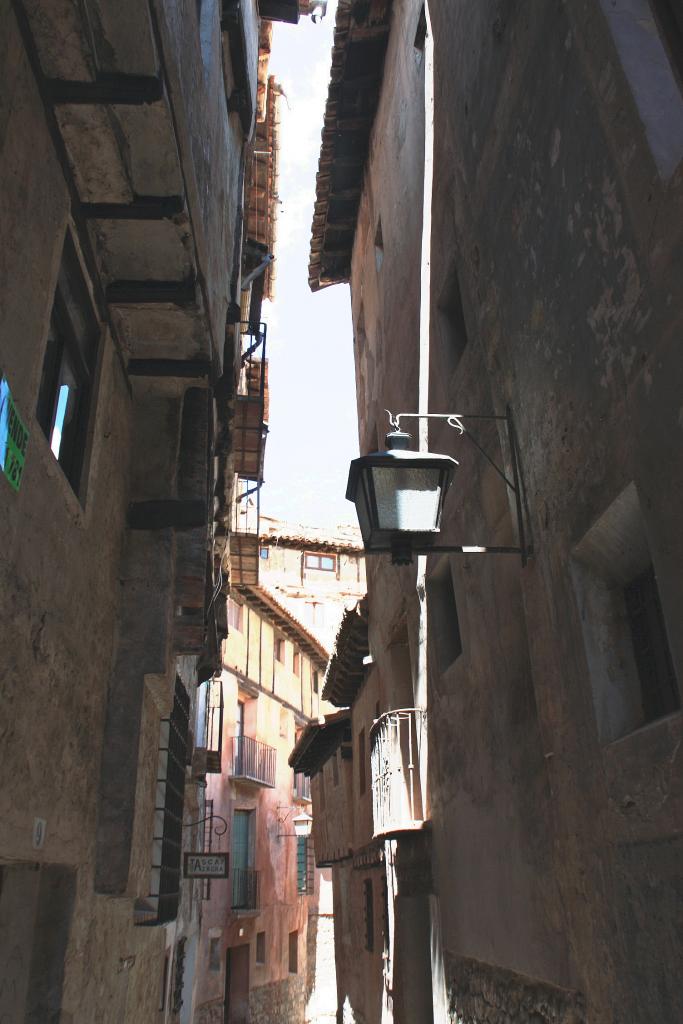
[276,807,313,839]
[346,409,530,566]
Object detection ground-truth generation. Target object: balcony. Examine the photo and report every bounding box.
[229,322,269,587]
[293,771,312,802]
[370,708,427,839]
[229,735,276,787]
[231,867,259,911]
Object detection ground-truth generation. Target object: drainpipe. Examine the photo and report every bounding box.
[416,6,449,1023]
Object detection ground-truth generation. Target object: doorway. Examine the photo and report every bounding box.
[225,944,250,1024]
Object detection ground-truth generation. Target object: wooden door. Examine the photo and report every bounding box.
[225,944,250,1024]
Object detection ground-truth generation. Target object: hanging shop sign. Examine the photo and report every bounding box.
[183,852,229,878]
[0,376,29,492]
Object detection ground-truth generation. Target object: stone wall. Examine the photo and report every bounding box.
[194,996,224,1024]
[445,953,586,1024]
[249,975,305,1024]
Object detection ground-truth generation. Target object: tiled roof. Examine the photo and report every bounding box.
[322,596,369,706]
[308,0,393,291]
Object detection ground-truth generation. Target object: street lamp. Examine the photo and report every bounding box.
[346,428,457,565]
[276,807,313,838]
[346,409,530,566]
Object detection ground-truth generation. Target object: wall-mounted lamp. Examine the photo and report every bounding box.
[346,408,530,566]
[276,807,313,839]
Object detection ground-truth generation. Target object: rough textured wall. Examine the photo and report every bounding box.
[249,975,305,1023]
[426,0,683,1020]
[445,953,585,1024]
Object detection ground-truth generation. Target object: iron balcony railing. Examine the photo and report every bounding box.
[293,771,311,802]
[231,867,259,911]
[229,735,276,787]
[370,708,427,839]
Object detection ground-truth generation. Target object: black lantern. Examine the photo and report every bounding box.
[346,430,458,564]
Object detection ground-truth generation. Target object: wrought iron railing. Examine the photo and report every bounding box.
[231,867,259,911]
[229,735,276,787]
[293,771,311,802]
[370,708,427,839]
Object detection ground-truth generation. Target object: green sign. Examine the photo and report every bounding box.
[0,376,29,492]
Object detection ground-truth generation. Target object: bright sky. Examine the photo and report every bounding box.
[261,3,359,530]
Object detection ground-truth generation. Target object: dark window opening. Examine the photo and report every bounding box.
[37,232,100,497]
[313,670,319,695]
[381,875,390,962]
[288,930,298,974]
[274,637,286,664]
[437,262,469,369]
[209,937,221,972]
[427,560,463,672]
[159,953,170,1012]
[374,218,384,272]
[256,931,266,965]
[364,878,374,952]
[624,564,679,723]
[414,4,427,51]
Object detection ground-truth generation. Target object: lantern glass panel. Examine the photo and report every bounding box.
[370,465,443,531]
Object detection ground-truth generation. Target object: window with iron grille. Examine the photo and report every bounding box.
[256,930,266,965]
[363,878,374,952]
[37,230,101,498]
[297,836,314,895]
[150,676,190,924]
[624,564,679,723]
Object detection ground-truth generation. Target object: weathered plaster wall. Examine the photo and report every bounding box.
[0,0,250,1019]
[423,0,683,1021]
[194,598,322,1023]
[338,0,683,1020]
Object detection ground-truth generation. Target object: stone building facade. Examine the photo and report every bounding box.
[193,519,365,1024]
[304,1,683,1023]
[0,2,318,1021]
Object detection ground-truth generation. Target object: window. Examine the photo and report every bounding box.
[208,937,221,972]
[227,598,243,631]
[358,728,366,796]
[572,482,680,742]
[293,651,301,676]
[427,560,462,673]
[363,879,374,952]
[37,231,100,497]
[260,546,269,559]
[151,676,190,924]
[599,0,683,178]
[437,261,469,370]
[414,3,427,51]
[374,218,384,272]
[624,565,679,723]
[304,552,337,572]
[256,931,266,965]
[159,953,170,1012]
[297,836,313,894]
[313,670,319,695]
[279,707,289,739]
[274,637,285,664]
[288,930,298,974]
